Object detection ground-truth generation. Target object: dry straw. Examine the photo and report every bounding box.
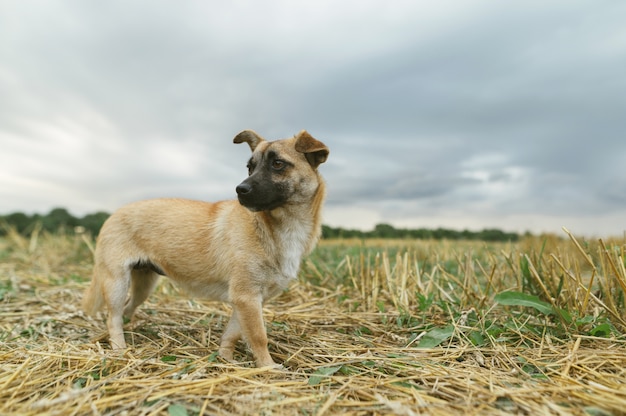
[1,227,626,415]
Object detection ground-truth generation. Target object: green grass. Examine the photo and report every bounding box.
[305,235,626,346]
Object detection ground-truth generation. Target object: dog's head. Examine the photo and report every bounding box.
[233,130,329,212]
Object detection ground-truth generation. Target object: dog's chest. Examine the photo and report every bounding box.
[260,241,304,300]
[279,243,304,280]
[276,223,310,280]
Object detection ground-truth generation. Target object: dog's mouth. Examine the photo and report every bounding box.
[237,194,283,212]
[236,181,286,212]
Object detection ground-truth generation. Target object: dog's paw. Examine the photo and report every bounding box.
[258,362,284,371]
[217,348,235,363]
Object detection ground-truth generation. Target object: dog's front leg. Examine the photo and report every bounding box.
[227,296,276,368]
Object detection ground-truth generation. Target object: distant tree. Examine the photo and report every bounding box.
[41,208,78,232]
[479,228,519,242]
[461,229,474,240]
[372,223,396,238]
[412,228,433,239]
[433,228,456,240]
[322,225,367,239]
[322,225,339,239]
[79,212,110,236]
[2,212,32,234]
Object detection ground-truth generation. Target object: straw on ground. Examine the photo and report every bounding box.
[1,228,625,415]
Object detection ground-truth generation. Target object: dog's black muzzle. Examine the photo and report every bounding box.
[236,176,286,212]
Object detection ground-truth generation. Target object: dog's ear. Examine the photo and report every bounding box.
[233,130,265,151]
[294,130,329,168]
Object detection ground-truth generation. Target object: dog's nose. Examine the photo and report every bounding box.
[236,183,252,195]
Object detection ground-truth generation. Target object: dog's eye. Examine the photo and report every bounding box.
[247,163,254,175]
[272,160,285,170]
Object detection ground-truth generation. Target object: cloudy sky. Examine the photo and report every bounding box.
[1,1,626,237]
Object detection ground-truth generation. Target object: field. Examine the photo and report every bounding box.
[2,228,626,415]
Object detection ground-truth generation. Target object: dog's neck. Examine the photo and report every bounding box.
[256,180,326,279]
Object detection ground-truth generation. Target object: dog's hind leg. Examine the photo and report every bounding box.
[102,266,131,349]
[123,269,160,319]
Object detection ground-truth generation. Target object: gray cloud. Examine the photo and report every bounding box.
[1,1,626,235]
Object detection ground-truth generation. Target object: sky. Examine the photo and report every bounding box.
[1,1,626,237]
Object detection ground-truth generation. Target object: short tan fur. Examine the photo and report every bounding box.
[82,130,329,367]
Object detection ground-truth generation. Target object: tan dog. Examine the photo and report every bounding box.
[82,130,329,368]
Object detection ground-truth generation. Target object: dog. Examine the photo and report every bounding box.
[82,130,329,368]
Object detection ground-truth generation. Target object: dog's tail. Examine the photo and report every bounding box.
[82,271,105,316]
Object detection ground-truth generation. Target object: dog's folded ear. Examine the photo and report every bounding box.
[294,130,329,168]
[233,130,265,151]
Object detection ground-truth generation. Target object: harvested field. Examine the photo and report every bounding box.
[1,228,626,415]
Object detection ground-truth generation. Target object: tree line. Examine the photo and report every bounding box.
[0,208,521,242]
[0,208,109,236]
[322,223,521,242]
